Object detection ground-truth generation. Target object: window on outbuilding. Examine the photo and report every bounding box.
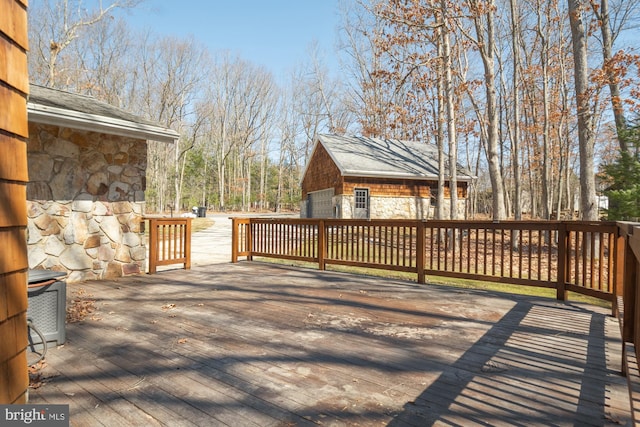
[430,185,438,206]
[355,188,368,209]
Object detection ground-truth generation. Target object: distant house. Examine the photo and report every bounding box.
[26,84,179,282]
[300,134,474,219]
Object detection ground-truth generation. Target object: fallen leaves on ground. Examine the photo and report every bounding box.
[28,360,49,390]
[66,288,97,323]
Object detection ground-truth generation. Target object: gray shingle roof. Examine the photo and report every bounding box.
[317,134,474,181]
[28,84,178,143]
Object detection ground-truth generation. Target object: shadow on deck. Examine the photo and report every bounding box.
[29,262,631,426]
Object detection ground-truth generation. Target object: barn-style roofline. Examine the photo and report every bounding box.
[302,134,476,182]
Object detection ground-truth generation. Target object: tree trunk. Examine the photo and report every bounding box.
[596,0,628,151]
[201,157,208,207]
[442,1,458,220]
[477,1,506,220]
[510,0,522,222]
[568,0,598,221]
[538,9,552,220]
[435,9,446,220]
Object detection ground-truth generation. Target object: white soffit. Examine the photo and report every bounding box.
[28,103,179,144]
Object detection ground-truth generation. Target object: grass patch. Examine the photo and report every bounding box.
[192,217,215,232]
[257,257,611,309]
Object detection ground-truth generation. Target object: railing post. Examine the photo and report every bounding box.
[318,219,326,270]
[623,227,638,343]
[613,230,625,319]
[184,218,192,270]
[623,253,636,344]
[616,232,626,299]
[417,220,426,284]
[148,218,158,274]
[246,219,253,261]
[231,218,238,263]
[556,222,568,301]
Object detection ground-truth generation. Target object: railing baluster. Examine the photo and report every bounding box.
[608,233,614,293]
[401,226,406,267]
[451,227,457,273]
[500,228,505,277]
[591,231,598,289]
[467,227,472,273]
[582,231,588,288]
[598,232,605,291]
[573,232,582,284]
[491,227,496,276]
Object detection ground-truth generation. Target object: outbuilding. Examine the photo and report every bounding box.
[26,84,178,282]
[300,134,474,219]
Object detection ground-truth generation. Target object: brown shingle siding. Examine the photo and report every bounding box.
[0,182,27,227]
[0,0,29,404]
[0,134,28,181]
[3,271,27,319]
[301,143,343,197]
[0,33,29,93]
[341,177,467,198]
[343,177,432,197]
[0,85,28,137]
[0,0,28,50]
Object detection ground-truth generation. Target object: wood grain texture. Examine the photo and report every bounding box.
[0,34,28,93]
[0,0,29,405]
[29,262,631,426]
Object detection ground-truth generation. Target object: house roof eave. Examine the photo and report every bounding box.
[27,102,179,144]
[342,171,475,182]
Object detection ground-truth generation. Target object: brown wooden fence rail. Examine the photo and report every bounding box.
[146,217,192,274]
[617,222,640,423]
[232,218,622,306]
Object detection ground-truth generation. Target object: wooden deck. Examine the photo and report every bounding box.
[29,262,631,426]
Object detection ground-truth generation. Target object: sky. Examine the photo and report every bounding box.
[125,0,344,80]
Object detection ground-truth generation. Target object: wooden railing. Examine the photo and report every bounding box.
[233,217,640,419]
[146,217,192,274]
[232,218,622,306]
[617,222,640,423]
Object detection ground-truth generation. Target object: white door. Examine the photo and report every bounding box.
[354,188,369,219]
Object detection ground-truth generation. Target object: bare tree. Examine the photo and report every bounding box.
[509,0,523,221]
[465,0,507,220]
[440,1,459,220]
[200,55,277,211]
[590,0,640,152]
[28,0,140,88]
[339,1,409,138]
[568,0,598,220]
[71,17,134,106]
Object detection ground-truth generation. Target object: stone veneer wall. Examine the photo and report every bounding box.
[335,194,466,219]
[26,123,147,283]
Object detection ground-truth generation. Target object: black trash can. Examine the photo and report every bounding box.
[197,206,207,218]
[27,270,67,350]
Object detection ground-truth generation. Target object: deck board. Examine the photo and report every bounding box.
[29,262,631,426]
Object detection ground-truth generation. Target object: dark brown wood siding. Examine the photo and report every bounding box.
[0,0,29,405]
[301,143,344,198]
[343,177,432,197]
[343,177,467,198]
